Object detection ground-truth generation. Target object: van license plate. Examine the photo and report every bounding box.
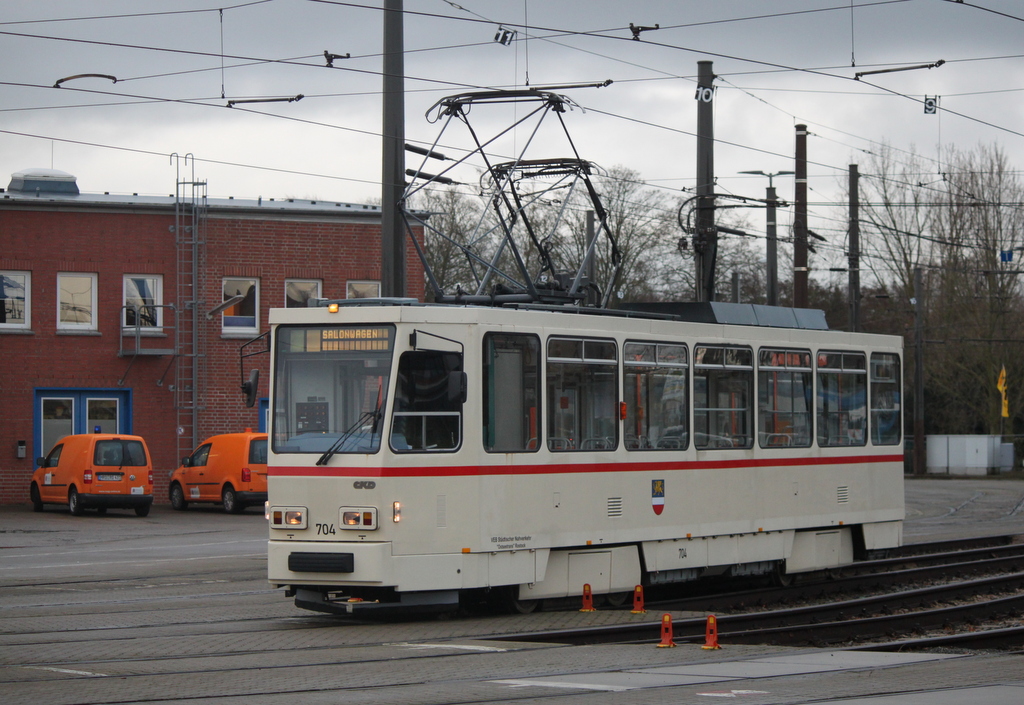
[97,473,122,481]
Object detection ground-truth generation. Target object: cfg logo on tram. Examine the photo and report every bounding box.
[652,479,665,515]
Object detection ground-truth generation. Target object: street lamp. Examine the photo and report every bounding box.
[739,170,795,306]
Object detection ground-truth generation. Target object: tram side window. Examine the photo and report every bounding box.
[547,337,618,451]
[870,352,901,445]
[758,348,812,448]
[694,345,753,449]
[483,333,541,452]
[624,342,688,450]
[391,350,464,452]
[817,351,867,447]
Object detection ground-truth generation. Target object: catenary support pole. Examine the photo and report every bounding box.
[695,61,716,302]
[766,183,779,306]
[381,0,405,297]
[793,125,808,307]
[848,164,861,331]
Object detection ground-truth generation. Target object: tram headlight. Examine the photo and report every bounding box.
[339,507,378,530]
[268,506,307,530]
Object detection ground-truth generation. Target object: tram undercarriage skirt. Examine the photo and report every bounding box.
[288,552,354,573]
[294,587,459,615]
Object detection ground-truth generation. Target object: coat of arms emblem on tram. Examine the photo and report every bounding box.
[652,479,665,515]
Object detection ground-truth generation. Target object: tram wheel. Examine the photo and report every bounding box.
[510,597,540,614]
[603,591,630,608]
[500,586,540,614]
[772,561,793,587]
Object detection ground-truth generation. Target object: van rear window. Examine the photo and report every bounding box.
[94,440,148,467]
[249,438,267,464]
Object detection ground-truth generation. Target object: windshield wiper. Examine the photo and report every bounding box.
[315,398,385,466]
[315,381,385,466]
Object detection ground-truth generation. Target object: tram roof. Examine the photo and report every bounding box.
[303,298,829,331]
[618,301,829,330]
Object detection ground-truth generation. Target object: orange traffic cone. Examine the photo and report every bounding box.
[657,613,676,647]
[630,584,646,614]
[579,583,597,612]
[702,614,721,650]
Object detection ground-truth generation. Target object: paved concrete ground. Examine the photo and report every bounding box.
[903,475,1024,542]
[0,477,1022,704]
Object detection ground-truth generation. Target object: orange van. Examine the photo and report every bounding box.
[30,434,154,516]
[169,430,267,513]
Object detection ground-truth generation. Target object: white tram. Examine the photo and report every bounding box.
[265,299,904,614]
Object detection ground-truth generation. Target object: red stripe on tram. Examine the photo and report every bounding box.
[270,453,903,479]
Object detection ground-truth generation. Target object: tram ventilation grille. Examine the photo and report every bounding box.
[607,497,623,517]
[837,486,850,504]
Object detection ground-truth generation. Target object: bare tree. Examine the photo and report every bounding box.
[857,142,1024,438]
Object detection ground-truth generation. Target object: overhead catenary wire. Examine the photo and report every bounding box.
[2,0,1022,270]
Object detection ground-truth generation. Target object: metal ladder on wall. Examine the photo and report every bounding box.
[173,155,207,463]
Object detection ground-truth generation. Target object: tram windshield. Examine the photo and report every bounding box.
[272,324,395,454]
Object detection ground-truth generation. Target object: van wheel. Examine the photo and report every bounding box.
[135,503,151,517]
[68,487,83,516]
[169,483,188,511]
[222,485,243,514]
[30,484,44,512]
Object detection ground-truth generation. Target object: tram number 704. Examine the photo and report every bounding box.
[316,523,337,536]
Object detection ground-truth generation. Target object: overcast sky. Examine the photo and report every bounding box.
[2,0,1022,272]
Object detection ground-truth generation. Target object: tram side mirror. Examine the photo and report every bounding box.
[242,369,259,408]
[447,371,468,404]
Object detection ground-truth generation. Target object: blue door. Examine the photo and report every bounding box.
[34,389,132,461]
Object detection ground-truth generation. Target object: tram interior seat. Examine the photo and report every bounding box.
[695,432,740,448]
[762,433,793,447]
[625,434,651,449]
[580,437,613,450]
[549,437,573,450]
[656,433,687,449]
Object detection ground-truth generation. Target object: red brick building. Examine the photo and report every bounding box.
[0,168,423,504]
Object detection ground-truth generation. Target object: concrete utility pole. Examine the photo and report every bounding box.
[914,266,926,475]
[793,124,809,308]
[848,164,861,332]
[381,0,405,297]
[695,60,716,302]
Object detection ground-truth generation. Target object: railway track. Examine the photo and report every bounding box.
[491,536,1024,651]
[649,536,1024,613]
[2,532,1022,704]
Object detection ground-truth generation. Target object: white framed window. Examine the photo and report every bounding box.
[347,280,381,299]
[123,275,163,330]
[0,270,30,329]
[222,277,259,334]
[286,279,321,308]
[87,397,119,434]
[57,273,97,331]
